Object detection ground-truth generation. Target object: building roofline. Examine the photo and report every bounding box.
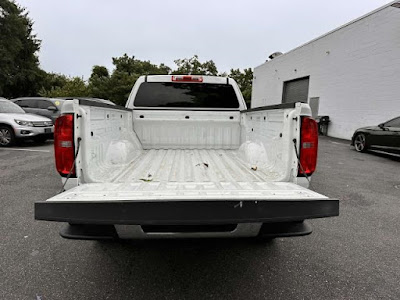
[256,1,399,68]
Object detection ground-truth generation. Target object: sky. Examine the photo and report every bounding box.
[18,0,391,78]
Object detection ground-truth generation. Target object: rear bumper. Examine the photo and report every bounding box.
[35,199,339,225]
[19,133,53,140]
[58,221,314,240]
[14,126,53,138]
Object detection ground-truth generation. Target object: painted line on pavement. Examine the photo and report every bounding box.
[0,148,50,153]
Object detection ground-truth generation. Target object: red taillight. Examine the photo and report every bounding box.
[171,75,203,82]
[54,114,75,177]
[298,117,318,176]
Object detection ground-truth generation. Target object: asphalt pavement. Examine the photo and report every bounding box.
[1,137,399,300]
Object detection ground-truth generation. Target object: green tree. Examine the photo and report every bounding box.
[0,0,43,98]
[112,54,171,75]
[107,71,138,106]
[158,63,172,75]
[108,55,142,105]
[229,68,253,107]
[40,77,89,98]
[38,72,68,94]
[90,65,109,78]
[87,65,110,100]
[172,55,218,75]
[107,54,171,105]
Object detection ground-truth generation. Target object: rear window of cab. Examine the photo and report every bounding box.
[134,82,239,108]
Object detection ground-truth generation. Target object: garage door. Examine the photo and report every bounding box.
[282,76,309,104]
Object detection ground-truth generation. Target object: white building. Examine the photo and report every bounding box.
[252,1,400,140]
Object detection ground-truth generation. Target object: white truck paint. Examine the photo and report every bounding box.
[35,75,338,240]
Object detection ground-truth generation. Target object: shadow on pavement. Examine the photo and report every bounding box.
[88,238,282,298]
[15,139,53,148]
[366,150,400,162]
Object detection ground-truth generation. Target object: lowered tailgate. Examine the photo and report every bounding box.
[35,182,338,225]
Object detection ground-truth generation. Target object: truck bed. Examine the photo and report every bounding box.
[49,149,328,202]
[35,98,339,238]
[112,149,281,184]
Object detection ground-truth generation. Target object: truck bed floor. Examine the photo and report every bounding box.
[112,149,280,186]
[50,149,328,202]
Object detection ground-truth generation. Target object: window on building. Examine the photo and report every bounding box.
[282,76,310,104]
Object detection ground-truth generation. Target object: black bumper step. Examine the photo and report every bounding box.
[35,199,339,225]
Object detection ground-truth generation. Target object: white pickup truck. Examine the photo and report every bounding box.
[35,75,338,240]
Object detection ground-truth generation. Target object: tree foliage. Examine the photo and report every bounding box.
[38,54,173,105]
[40,77,89,98]
[112,54,171,75]
[102,54,172,105]
[229,68,253,106]
[38,72,68,94]
[0,0,43,98]
[172,55,218,76]
[87,65,110,100]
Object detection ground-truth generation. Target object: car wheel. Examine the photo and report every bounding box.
[0,126,15,147]
[33,136,47,144]
[354,133,367,152]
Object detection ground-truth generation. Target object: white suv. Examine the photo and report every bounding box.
[0,99,54,146]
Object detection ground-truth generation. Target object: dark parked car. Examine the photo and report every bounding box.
[12,97,115,122]
[351,116,400,154]
[11,97,64,123]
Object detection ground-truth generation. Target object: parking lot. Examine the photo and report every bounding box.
[1,137,399,300]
